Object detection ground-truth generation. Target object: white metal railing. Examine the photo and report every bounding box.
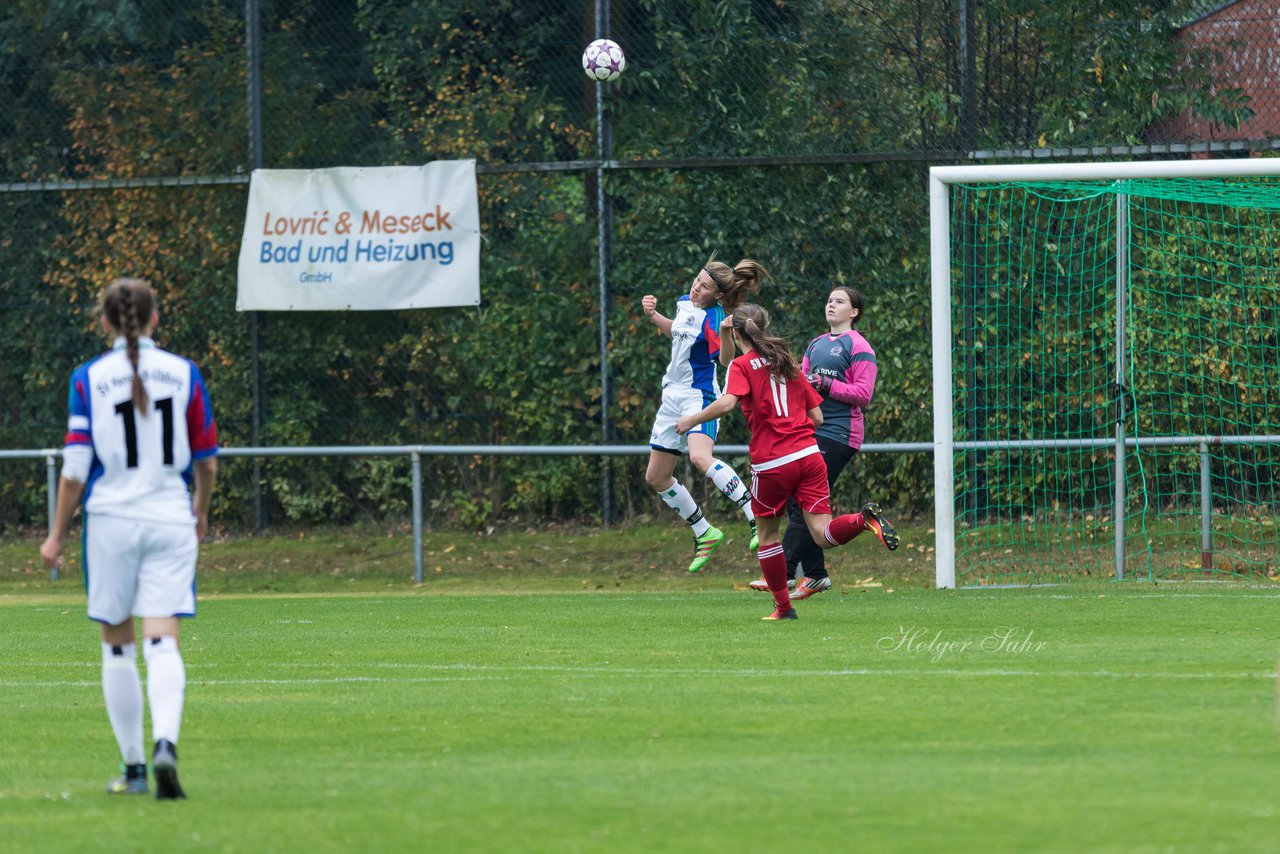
[4,442,931,582]
[5,437,1259,584]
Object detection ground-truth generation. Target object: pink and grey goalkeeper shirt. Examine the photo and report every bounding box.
[801,329,877,449]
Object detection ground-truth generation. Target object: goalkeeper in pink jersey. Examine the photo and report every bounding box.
[40,278,218,800]
[749,286,895,599]
[641,255,768,572]
[675,304,897,620]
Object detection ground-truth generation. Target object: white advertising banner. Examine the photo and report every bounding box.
[236,161,480,311]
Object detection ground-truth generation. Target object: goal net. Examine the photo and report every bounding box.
[930,159,1280,587]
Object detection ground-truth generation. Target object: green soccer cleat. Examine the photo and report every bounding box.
[688,525,724,573]
[107,764,148,795]
[748,519,759,551]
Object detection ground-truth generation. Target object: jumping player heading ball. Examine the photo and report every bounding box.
[641,254,769,572]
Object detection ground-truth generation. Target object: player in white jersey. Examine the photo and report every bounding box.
[641,254,769,572]
[41,278,218,801]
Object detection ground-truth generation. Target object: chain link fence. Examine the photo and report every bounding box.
[2,0,1277,536]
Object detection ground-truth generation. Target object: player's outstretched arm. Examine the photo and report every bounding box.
[675,394,739,435]
[641,294,673,338]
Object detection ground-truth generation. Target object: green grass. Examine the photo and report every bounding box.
[1,518,942,595]
[2,526,1279,851]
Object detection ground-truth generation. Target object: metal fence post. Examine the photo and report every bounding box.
[1200,441,1212,570]
[1113,193,1129,582]
[46,451,59,580]
[246,0,267,534]
[412,449,424,584]
[594,0,614,528]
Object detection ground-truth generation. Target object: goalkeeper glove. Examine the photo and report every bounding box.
[807,372,833,395]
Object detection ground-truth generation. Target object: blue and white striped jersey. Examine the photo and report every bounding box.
[660,296,725,394]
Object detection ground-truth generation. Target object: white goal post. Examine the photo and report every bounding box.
[930,157,1280,589]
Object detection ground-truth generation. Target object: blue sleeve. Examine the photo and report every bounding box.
[186,360,219,459]
[703,306,725,358]
[65,365,93,446]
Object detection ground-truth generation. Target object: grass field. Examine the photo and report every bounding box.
[2,524,1279,852]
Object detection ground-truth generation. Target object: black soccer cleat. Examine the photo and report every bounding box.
[152,739,186,801]
[861,502,899,551]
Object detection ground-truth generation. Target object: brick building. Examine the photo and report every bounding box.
[1147,0,1280,143]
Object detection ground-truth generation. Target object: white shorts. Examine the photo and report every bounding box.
[84,514,198,625]
[649,386,719,455]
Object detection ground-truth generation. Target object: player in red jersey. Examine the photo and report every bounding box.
[755,285,894,600]
[676,304,897,620]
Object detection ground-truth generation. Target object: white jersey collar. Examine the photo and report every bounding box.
[111,336,157,351]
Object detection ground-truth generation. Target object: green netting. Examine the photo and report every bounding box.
[951,175,1280,584]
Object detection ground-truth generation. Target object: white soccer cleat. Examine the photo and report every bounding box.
[749,577,796,592]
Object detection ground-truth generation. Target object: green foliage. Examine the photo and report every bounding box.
[0,0,1267,531]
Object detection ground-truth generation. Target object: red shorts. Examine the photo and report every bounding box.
[749,451,831,518]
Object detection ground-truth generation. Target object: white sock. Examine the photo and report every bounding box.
[708,460,755,521]
[101,642,145,765]
[657,479,711,537]
[143,636,185,746]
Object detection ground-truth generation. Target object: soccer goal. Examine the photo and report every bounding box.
[930,158,1280,588]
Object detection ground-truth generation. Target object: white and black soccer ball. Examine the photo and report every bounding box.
[582,38,625,82]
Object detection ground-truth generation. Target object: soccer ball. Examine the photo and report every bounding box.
[582,39,625,82]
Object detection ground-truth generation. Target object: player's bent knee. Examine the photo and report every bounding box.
[645,471,675,491]
[688,453,714,473]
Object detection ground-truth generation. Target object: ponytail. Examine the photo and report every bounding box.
[730,304,800,381]
[705,254,770,312]
[101,277,155,416]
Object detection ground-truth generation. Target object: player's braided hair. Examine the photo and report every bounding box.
[101,277,154,416]
[730,303,800,382]
[704,253,770,313]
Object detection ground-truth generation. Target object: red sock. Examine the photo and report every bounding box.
[824,512,866,547]
[757,543,792,610]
